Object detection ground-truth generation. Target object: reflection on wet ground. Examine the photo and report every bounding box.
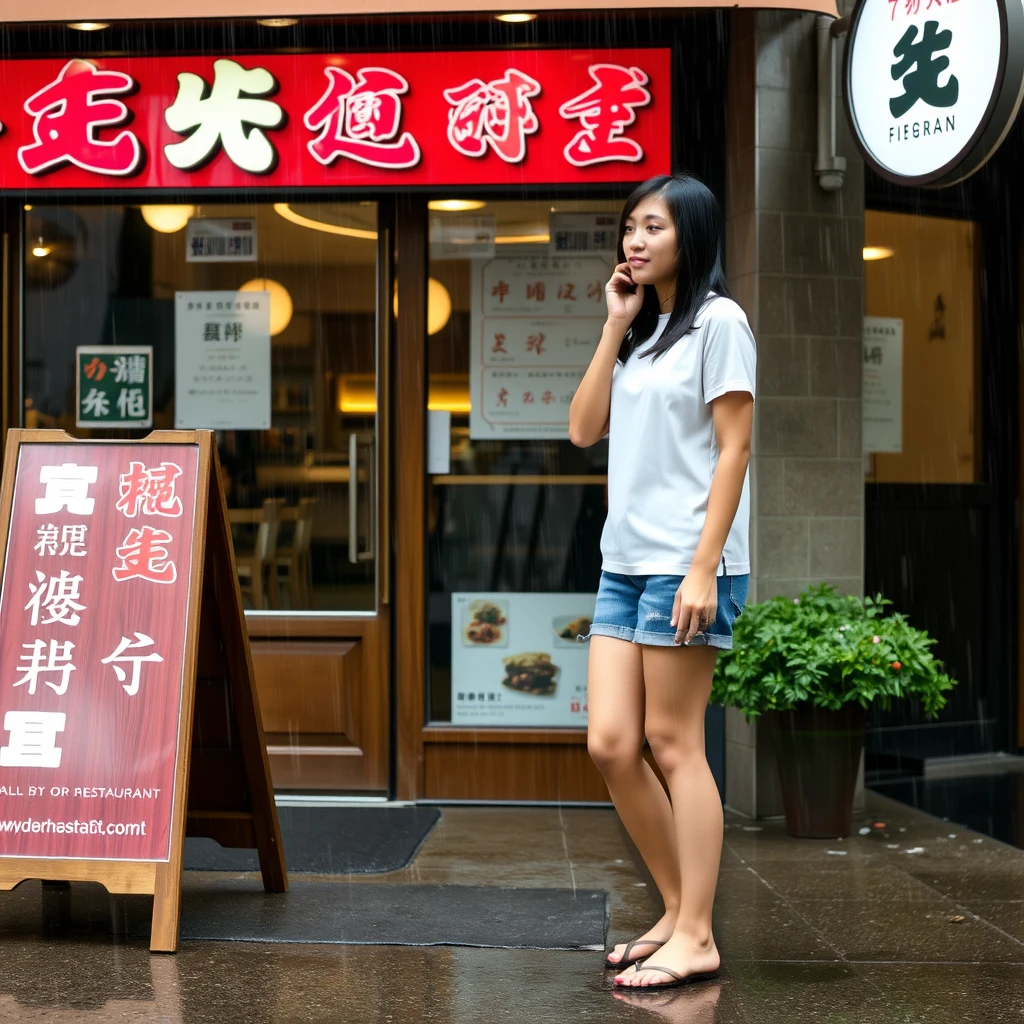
[1,794,1022,1023]
[871,770,1024,850]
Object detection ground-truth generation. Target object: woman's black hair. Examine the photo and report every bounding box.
[617,173,732,363]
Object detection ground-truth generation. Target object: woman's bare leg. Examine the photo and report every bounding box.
[587,636,680,963]
[615,645,722,986]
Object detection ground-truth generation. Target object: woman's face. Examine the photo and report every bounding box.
[622,195,678,288]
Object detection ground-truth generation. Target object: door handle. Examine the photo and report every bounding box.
[349,431,376,565]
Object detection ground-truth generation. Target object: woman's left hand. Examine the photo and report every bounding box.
[672,571,718,645]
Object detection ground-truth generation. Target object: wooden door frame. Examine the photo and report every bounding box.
[393,194,427,800]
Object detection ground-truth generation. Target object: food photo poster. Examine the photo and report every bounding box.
[450,592,597,726]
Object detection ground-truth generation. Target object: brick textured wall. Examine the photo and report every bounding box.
[724,8,866,818]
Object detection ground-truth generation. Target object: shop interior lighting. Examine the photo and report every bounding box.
[495,12,537,21]
[32,238,51,258]
[67,21,109,29]
[239,278,294,336]
[24,205,32,212]
[393,278,453,335]
[863,246,895,261]
[339,373,470,414]
[277,202,547,245]
[257,16,298,26]
[495,232,550,244]
[274,202,378,240]
[141,204,195,233]
[428,199,487,212]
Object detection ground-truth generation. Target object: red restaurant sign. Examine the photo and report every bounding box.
[0,442,198,861]
[0,48,671,190]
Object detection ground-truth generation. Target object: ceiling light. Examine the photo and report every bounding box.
[240,278,294,336]
[257,16,298,26]
[428,199,486,212]
[274,202,377,240]
[863,246,895,261]
[32,238,51,258]
[141,204,195,233]
[68,21,109,29]
[24,205,32,212]
[495,12,537,21]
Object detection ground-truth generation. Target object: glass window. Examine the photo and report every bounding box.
[864,210,980,484]
[426,199,621,726]
[23,200,379,613]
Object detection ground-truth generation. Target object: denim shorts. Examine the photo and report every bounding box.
[584,572,749,649]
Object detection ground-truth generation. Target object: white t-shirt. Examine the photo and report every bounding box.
[600,295,757,577]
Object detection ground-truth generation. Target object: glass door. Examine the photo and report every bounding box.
[23,198,390,792]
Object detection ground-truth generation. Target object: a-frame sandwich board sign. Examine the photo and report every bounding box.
[0,429,287,952]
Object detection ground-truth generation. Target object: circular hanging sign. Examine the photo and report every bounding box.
[844,0,1024,186]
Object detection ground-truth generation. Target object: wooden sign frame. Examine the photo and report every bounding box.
[0,429,287,952]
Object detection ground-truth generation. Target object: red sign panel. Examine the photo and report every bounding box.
[0,48,671,190]
[0,443,199,862]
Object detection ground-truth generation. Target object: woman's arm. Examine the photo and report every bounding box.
[568,261,644,448]
[691,391,754,575]
[568,319,627,447]
[672,390,754,642]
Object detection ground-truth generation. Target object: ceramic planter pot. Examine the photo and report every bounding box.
[773,703,866,839]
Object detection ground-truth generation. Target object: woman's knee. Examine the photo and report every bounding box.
[645,725,705,777]
[587,727,644,777]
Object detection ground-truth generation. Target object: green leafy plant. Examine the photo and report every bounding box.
[712,583,956,721]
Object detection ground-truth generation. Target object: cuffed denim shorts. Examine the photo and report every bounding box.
[583,572,750,649]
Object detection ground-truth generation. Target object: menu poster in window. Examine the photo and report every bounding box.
[174,291,272,430]
[451,592,596,727]
[469,255,612,439]
[863,316,903,454]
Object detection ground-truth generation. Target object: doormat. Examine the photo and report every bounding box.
[184,806,441,875]
[137,880,609,950]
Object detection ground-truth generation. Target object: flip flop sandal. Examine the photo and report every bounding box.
[604,936,670,969]
[612,963,720,990]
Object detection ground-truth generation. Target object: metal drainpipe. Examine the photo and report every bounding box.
[815,14,849,192]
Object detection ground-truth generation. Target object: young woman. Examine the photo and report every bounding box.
[569,173,755,990]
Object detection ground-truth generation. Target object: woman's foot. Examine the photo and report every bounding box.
[613,931,720,987]
[604,910,677,966]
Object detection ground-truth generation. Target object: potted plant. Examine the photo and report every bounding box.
[711,583,957,839]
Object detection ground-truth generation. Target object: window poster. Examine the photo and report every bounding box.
[451,592,597,727]
[862,316,903,454]
[469,255,613,439]
[174,291,272,431]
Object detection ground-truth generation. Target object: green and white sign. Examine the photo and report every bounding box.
[76,346,153,428]
[845,0,1024,186]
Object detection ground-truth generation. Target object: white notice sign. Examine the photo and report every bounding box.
[451,592,596,727]
[186,217,257,262]
[470,254,612,439]
[175,291,272,430]
[863,316,903,454]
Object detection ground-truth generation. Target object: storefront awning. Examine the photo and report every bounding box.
[8,0,840,23]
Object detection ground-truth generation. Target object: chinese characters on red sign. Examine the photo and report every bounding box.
[0,444,198,861]
[0,48,670,189]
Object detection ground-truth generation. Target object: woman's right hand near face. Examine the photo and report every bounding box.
[605,262,644,327]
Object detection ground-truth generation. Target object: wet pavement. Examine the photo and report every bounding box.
[1,791,1023,1022]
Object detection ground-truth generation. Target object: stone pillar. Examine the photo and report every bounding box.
[724,8,866,819]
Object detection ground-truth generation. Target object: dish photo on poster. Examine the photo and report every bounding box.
[551,614,592,647]
[502,651,560,698]
[462,598,509,648]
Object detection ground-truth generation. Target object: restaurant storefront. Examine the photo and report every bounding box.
[0,0,847,806]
